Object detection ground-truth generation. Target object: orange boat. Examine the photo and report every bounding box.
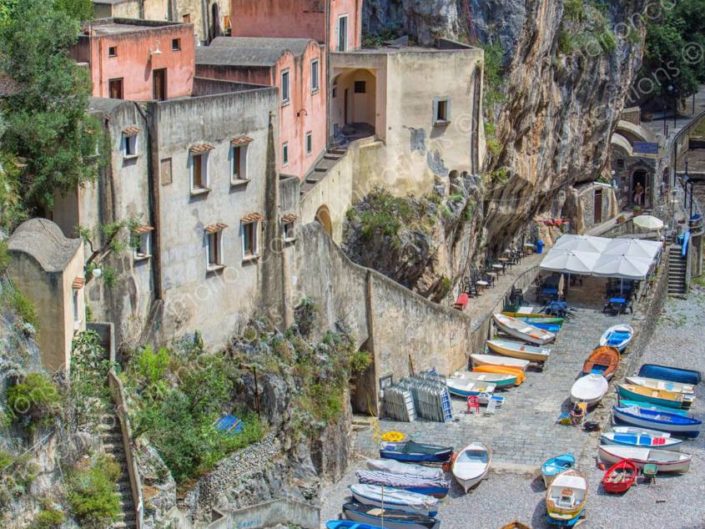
[473,365,525,385]
[582,346,620,380]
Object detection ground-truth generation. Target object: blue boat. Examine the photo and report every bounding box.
[638,364,702,385]
[523,320,561,332]
[613,405,701,438]
[327,521,383,529]
[599,324,634,352]
[546,510,585,527]
[380,441,453,463]
[618,398,689,417]
[342,501,440,529]
[541,453,575,487]
[356,470,450,498]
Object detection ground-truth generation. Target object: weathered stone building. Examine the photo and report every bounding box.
[6,219,86,373]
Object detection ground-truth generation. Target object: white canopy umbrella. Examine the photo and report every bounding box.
[553,234,609,254]
[592,253,653,280]
[603,238,662,261]
[540,249,600,275]
[633,215,664,231]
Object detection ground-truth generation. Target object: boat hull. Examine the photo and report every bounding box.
[600,431,682,449]
[598,445,691,473]
[494,314,555,345]
[601,459,637,494]
[472,365,525,385]
[638,363,701,385]
[581,346,620,380]
[599,324,634,352]
[452,443,491,493]
[342,502,440,529]
[486,339,551,362]
[350,485,439,517]
[617,399,688,416]
[470,353,530,371]
[545,471,588,525]
[616,384,691,409]
[541,454,575,488]
[570,375,608,406]
[379,442,453,463]
[626,375,695,394]
[356,471,450,498]
[613,406,701,438]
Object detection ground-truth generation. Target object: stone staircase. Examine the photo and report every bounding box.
[300,148,347,195]
[668,245,687,295]
[99,414,137,529]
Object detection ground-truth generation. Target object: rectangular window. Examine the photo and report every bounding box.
[354,81,366,94]
[134,231,152,259]
[182,14,191,23]
[160,158,173,185]
[305,132,313,155]
[206,231,222,268]
[172,38,181,51]
[311,59,319,92]
[73,290,80,324]
[338,15,348,51]
[108,78,123,99]
[123,134,138,157]
[242,222,258,258]
[190,153,209,192]
[232,145,248,181]
[281,70,290,103]
[433,97,451,125]
[282,143,289,165]
[282,222,295,241]
[108,46,117,57]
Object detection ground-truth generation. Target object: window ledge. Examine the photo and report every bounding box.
[433,120,451,128]
[242,254,260,264]
[312,88,320,95]
[283,237,297,245]
[123,153,140,160]
[134,253,152,262]
[281,100,291,107]
[190,187,211,197]
[206,264,225,275]
[230,178,251,188]
[73,320,83,331]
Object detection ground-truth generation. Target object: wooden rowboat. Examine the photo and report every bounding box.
[601,459,637,494]
[452,442,491,492]
[342,501,441,529]
[500,522,531,529]
[502,311,558,320]
[473,365,526,385]
[448,370,517,388]
[380,441,453,463]
[493,313,556,345]
[616,383,695,409]
[600,427,683,449]
[582,346,620,379]
[545,470,588,523]
[541,453,575,488]
[613,405,701,438]
[445,376,496,398]
[638,363,701,385]
[486,339,551,363]
[598,445,692,473]
[470,353,530,371]
[599,324,634,352]
[625,375,695,394]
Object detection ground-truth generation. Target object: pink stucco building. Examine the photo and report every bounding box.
[196,37,327,179]
[72,18,195,101]
[229,0,362,52]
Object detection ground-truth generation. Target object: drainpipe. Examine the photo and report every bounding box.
[139,0,145,19]
[201,0,210,44]
[325,0,331,146]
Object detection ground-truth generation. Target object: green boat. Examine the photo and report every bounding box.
[521,316,564,326]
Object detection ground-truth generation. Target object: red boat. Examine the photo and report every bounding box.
[602,459,638,494]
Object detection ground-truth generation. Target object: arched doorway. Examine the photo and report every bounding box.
[211,3,221,41]
[470,67,482,174]
[631,170,648,208]
[315,205,333,236]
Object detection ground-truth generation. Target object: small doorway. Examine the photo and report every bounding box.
[153,69,167,101]
[594,188,603,224]
[315,205,333,236]
[108,78,123,99]
[631,170,648,208]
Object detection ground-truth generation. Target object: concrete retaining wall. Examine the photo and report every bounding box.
[207,499,319,529]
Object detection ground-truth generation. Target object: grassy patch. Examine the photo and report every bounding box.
[7,372,61,431]
[1,281,38,328]
[30,508,65,529]
[67,454,121,529]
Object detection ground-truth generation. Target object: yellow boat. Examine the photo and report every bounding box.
[545,470,587,523]
[486,338,551,363]
[473,365,526,385]
[617,383,695,409]
[503,311,557,319]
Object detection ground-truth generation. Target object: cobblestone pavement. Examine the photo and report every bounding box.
[320,289,705,528]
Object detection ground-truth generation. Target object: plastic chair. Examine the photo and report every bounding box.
[466,396,480,414]
[643,463,658,484]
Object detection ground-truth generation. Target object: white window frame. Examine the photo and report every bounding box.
[205,229,224,271]
[231,144,249,183]
[311,59,320,93]
[282,221,295,242]
[134,231,152,260]
[190,151,210,193]
[72,289,81,327]
[337,15,348,52]
[241,221,259,260]
[305,132,313,156]
[281,69,290,104]
[433,96,451,126]
[282,142,289,166]
[123,134,138,158]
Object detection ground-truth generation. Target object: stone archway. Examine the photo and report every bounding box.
[631,169,649,207]
[315,205,333,236]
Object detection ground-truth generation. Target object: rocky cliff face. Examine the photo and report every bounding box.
[359,0,647,270]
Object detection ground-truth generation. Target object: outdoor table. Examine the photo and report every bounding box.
[498,257,513,269]
[492,263,505,275]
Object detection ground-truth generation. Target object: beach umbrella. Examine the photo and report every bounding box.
[553,234,609,254]
[633,215,664,231]
[540,250,599,275]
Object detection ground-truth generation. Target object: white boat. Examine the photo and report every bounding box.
[599,324,634,352]
[545,470,587,522]
[366,459,445,481]
[445,375,496,397]
[448,370,517,387]
[598,445,692,473]
[493,313,556,345]
[350,484,440,517]
[486,339,551,363]
[625,375,695,394]
[470,353,530,371]
[601,427,683,450]
[452,442,491,492]
[570,374,609,406]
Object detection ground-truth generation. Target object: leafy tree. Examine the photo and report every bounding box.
[55,0,93,20]
[0,0,101,213]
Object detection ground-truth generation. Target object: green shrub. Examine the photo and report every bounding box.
[1,282,38,327]
[0,449,14,470]
[67,454,121,529]
[564,0,585,23]
[7,373,61,430]
[0,240,9,273]
[31,508,65,529]
[134,345,170,385]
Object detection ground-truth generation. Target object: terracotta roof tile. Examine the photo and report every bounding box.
[231,135,253,146]
[241,212,263,223]
[205,223,228,233]
[190,143,215,154]
[134,225,154,234]
[72,276,85,289]
[281,213,297,223]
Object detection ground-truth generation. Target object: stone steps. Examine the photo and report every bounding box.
[668,245,687,294]
[100,414,137,529]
